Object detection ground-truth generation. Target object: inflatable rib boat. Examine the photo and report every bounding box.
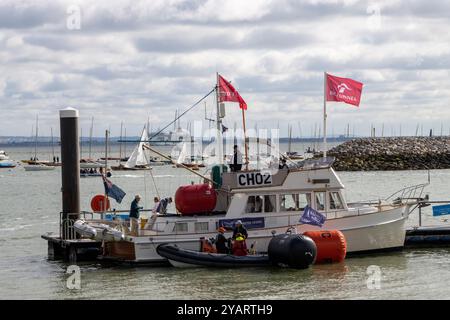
[156,244,271,268]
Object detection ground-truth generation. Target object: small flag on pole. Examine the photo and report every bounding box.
[300,205,326,227]
[102,174,126,203]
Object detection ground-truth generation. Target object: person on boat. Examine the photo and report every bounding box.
[229,145,243,172]
[215,227,230,254]
[156,197,172,214]
[279,157,288,169]
[151,197,160,213]
[254,196,263,213]
[129,194,143,236]
[231,221,248,256]
[232,220,248,240]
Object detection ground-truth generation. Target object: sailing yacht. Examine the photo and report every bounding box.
[284,125,304,160]
[24,116,55,171]
[112,126,151,170]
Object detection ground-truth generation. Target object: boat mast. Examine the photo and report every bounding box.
[323,71,327,159]
[241,100,249,170]
[124,127,127,159]
[215,73,223,165]
[119,121,123,160]
[34,115,38,161]
[51,127,55,162]
[104,129,109,214]
[80,128,83,159]
[288,124,292,154]
[88,117,93,160]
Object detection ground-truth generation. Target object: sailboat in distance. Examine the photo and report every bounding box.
[111,126,151,170]
[24,115,55,171]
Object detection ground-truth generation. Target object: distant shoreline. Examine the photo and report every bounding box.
[0,136,354,147]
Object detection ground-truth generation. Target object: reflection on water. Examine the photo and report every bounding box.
[1,144,450,299]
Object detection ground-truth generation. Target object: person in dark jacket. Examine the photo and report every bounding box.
[232,220,248,240]
[129,195,143,236]
[215,227,229,254]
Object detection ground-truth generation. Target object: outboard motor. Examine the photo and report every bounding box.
[268,234,317,269]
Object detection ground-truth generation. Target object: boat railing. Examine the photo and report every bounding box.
[385,183,428,204]
[59,211,94,240]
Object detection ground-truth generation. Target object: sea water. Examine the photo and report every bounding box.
[1,143,450,299]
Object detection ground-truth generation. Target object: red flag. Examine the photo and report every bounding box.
[218,75,247,110]
[326,73,363,107]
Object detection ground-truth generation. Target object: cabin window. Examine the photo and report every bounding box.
[315,192,326,211]
[329,192,344,210]
[299,193,311,210]
[174,222,188,233]
[280,194,298,211]
[195,222,209,232]
[246,196,263,213]
[264,195,276,212]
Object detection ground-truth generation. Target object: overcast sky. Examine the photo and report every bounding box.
[1,0,450,138]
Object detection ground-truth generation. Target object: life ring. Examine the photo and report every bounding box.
[91,194,110,212]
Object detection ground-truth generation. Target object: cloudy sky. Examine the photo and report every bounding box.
[1,0,450,138]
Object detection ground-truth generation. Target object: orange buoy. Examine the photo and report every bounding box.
[90,194,111,212]
[303,230,347,264]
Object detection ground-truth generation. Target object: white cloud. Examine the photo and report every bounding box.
[0,0,449,137]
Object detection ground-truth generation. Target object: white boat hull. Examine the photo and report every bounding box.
[115,205,410,263]
[24,165,55,171]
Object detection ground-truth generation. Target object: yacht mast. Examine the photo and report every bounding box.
[34,115,38,161]
[119,121,123,160]
[51,127,55,161]
[88,117,93,159]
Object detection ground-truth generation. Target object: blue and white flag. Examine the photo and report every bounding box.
[102,174,126,203]
[300,205,326,227]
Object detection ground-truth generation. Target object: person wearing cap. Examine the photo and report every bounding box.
[231,220,248,256]
[232,220,248,240]
[215,227,229,254]
[129,195,143,236]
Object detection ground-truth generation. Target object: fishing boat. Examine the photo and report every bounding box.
[71,74,425,265]
[0,151,16,168]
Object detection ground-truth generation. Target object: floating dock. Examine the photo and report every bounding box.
[42,232,102,262]
[405,225,450,247]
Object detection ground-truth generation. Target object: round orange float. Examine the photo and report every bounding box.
[303,230,347,264]
[90,194,111,212]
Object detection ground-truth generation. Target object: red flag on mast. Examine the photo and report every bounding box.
[218,75,247,110]
[326,73,363,107]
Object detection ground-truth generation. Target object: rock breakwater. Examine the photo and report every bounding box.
[325,137,450,171]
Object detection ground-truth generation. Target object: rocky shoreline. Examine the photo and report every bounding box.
[323,137,450,171]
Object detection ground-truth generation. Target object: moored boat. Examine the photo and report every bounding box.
[156,244,271,268]
[0,151,16,168]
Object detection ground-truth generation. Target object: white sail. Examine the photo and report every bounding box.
[176,142,188,164]
[124,127,148,168]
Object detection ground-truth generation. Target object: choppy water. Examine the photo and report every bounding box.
[1,143,450,300]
